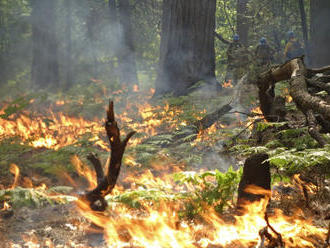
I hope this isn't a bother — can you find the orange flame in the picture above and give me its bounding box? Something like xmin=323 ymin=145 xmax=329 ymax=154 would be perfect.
xmin=9 ymin=163 xmax=20 ymax=189
xmin=222 ymin=80 xmax=233 ymax=88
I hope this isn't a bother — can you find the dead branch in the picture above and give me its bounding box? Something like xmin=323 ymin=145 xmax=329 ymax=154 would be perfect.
xmin=306 ymin=78 xmax=330 ymax=94
xmin=305 ymin=110 xmax=327 ymax=147
xmin=81 ymin=100 xmax=136 ymax=211
xmin=87 ymin=153 xmax=104 ymax=185
xmin=255 ymin=57 xmax=330 ymax=147
xmin=307 ymin=65 xmax=330 ymax=75
xmin=264 ymin=212 xmax=285 ymax=248
xmin=194 ymin=103 xmax=232 ymax=130
xmin=214 ymin=31 xmax=231 ymax=45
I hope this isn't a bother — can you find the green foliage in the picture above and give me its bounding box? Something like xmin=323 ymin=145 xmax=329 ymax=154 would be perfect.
xmin=106 ymin=168 xmax=242 ymax=219
xmin=256 ymin=121 xmax=287 ymax=132
xmin=0 ymin=186 xmax=74 ymax=209
xmin=173 ymin=167 xmax=242 ymax=217
xmin=268 ymin=146 xmax=330 ymax=175
xmin=110 ymin=188 xmax=175 ymax=209
xmin=0 ymin=95 xmax=33 ymax=119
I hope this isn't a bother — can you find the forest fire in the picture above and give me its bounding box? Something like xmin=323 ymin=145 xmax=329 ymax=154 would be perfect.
xmin=0 ymin=109 xmax=105 ymax=150
xmin=74 ymin=169 xmax=327 ymax=248
xmin=0 ymin=99 xmax=185 ymax=151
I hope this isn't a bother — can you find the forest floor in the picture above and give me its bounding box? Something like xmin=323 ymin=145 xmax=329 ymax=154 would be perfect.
xmin=0 ymin=80 xmax=329 ymax=247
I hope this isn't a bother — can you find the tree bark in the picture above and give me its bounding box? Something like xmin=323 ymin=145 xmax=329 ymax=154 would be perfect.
xmin=236 ymin=0 xmax=250 ymax=46
xmin=81 ymin=100 xmax=136 ymax=211
xmin=31 ymin=0 xmax=59 ymax=88
xmin=156 ymin=0 xmax=217 ymax=95
xmin=255 ymin=57 xmax=330 ymax=146
xmin=86 ymin=1 xmax=98 ymax=78
xmin=310 ymin=0 xmax=330 ymax=67
xmin=117 ymin=0 xmax=139 ymax=86
xmin=237 ymin=153 xmax=271 ymax=211
xmin=298 ymin=0 xmax=309 ymax=64
xmin=65 ymin=0 xmax=73 ymax=88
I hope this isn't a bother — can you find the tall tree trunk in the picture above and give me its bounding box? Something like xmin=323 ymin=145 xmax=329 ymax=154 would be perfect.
xmin=298 ymin=0 xmax=309 ymax=64
xmin=310 ymin=0 xmax=330 ymax=67
xmin=0 ymin=1 xmax=8 ymax=85
xmin=86 ymin=1 xmax=98 ymax=78
xmin=236 ymin=0 xmax=249 ymax=46
xmin=65 ymin=0 xmax=73 ymax=88
xmin=117 ymin=0 xmax=138 ymax=86
xmin=156 ymin=0 xmax=216 ymax=95
xmin=31 ymin=0 xmax=59 ymax=88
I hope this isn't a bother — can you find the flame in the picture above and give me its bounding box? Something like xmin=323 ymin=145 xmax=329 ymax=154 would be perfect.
xmin=71 ymin=155 xmax=97 ymax=190
xmin=0 ymin=110 xmax=106 ymax=150
xmin=9 ymin=163 xmax=20 ymax=189
xmin=222 ymin=80 xmax=233 ymax=88
xmin=1 ymin=201 xmax=10 ymax=211
xmin=133 ymin=84 xmax=139 ymax=92
xmin=76 ymin=185 xmax=327 ymax=248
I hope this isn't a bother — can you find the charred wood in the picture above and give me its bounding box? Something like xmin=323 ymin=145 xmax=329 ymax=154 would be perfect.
xmin=81 ymin=100 xmax=136 ymax=211
xmin=194 ymin=103 xmax=232 ymax=130
xmin=237 ymin=153 xmax=271 ymax=211
xmin=255 ymin=57 xmax=330 ymax=146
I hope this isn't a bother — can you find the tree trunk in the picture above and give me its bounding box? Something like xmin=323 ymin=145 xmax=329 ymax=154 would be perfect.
xmin=117 ymin=0 xmax=138 ymax=86
xmin=310 ymin=0 xmax=330 ymax=67
xmin=86 ymin=1 xmax=98 ymax=78
xmin=0 ymin=2 xmax=8 ymax=86
xmin=65 ymin=0 xmax=73 ymax=88
xmin=31 ymin=0 xmax=59 ymax=88
xmin=298 ymin=0 xmax=309 ymax=64
xmin=236 ymin=0 xmax=249 ymax=46
xmin=156 ymin=0 xmax=217 ymax=95
xmin=237 ymin=153 xmax=271 ymax=211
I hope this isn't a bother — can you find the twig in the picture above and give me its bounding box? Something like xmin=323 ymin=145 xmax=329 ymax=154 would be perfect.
xmin=87 ymin=153 xmax=104 ymax=185
xmin=305 ymin=110 xmax=327 ymax=147
xmin=265 ymin=212 xmax=285 ymax=248
xmin=231 ymin=118 xmax=264 ymax=142
xmin=214 ymin=31 xmax=231 ymax=45
xmin=228 ymin=111 xmax=264 ymax=117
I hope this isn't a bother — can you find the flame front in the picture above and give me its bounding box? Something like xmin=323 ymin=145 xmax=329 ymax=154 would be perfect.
xmin=9 ymin=163 xmax=20 ymax=189
xmin=76 ymin=170 xmax=327 ymax=248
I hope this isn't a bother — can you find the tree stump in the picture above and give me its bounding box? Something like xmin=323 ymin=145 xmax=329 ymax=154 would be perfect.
xmin=237 ymin=153 xmax=271 ymax=211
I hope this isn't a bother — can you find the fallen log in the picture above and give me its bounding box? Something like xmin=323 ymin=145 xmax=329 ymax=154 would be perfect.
xmin=194 ymin=103 xmax=232 ymax=130
xmin=255 ymin=57 xmax=330 ymax=147
xmin=80 ymin=100 xmax=136 ymax=211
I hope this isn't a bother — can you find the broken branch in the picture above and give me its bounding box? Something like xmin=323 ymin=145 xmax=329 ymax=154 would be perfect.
xmin=82 ymin=100 xmax=136 ymax=211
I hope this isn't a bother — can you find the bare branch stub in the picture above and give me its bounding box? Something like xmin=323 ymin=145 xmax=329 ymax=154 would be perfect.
xmin=82 ymin=100 xmax=136 ymax=211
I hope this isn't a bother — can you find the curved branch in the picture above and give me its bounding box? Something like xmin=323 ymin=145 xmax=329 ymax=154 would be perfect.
xmin=81 ymin=100 xmax=136 ymax=211
xmin=255 ymin=57 xmax=329 ymax=146
xmin=214 ymin=31 xmax=231 ymax=45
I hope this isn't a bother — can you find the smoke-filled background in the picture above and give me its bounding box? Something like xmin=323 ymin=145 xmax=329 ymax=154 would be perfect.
xmin=0 ymin=0 xmax=329 ymax=97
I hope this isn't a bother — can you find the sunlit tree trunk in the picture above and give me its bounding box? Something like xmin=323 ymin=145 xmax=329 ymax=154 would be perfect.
xmin=156 ymin=0 xmax=216 ymax=95
xmin=31 ymin=0 xmax=59 ymax=88
xmin=236 ymin=0 xmax=249 ymax=46
xmin=310 ymin=0 xmax=330 ymax=67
